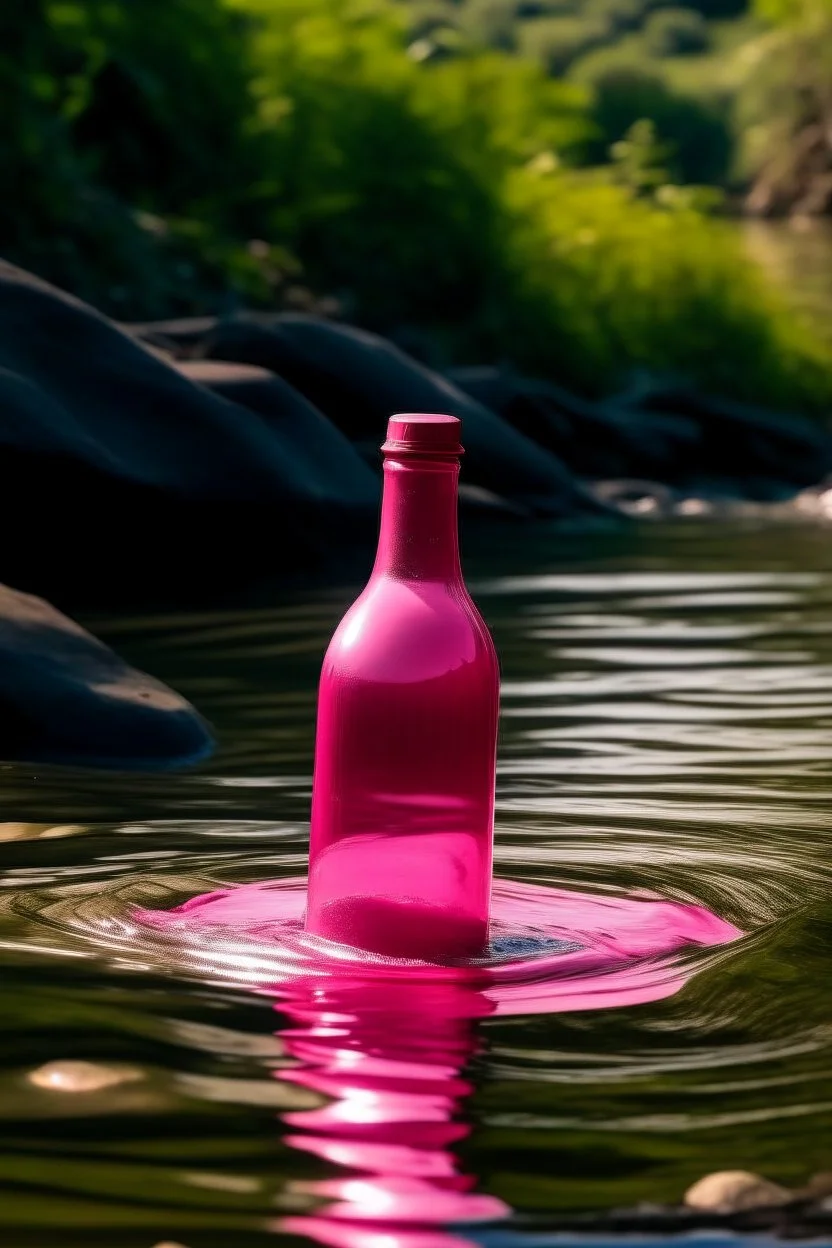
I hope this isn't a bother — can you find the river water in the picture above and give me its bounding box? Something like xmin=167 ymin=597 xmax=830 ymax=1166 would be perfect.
xmin=1 ymin=518 xmax=832 ymax=1247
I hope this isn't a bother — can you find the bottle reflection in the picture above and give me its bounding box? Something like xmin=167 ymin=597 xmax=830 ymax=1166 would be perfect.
xmin=270 ymin=975 xmax=508 ymax=1248
xmin=137 ymin=875 xmax=741 ymax=1247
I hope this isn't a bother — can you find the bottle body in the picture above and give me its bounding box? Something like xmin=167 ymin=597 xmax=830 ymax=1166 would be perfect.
xmin=306 ymin=415 xmax=499 ymax=960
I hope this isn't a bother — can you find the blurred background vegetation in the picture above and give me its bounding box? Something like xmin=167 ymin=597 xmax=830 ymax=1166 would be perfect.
xmin=2 ymin=0 xmax=831 ymax=406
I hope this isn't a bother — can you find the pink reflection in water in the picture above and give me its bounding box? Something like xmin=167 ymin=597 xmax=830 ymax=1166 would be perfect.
xmin=275 ymin=977 xmax=503 ymax=1248
xmin=140 ymin=878 xmax=741 ymax=1248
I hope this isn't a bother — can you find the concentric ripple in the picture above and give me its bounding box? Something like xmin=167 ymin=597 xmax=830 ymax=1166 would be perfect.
xmin=0 ymin=521 xmax=831 ymax=1247
xmin=132 ymin=877 xmax=741 ymax=1016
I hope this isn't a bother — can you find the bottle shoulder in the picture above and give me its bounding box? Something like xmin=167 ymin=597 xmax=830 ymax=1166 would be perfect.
xmin=322 ymin=575 xmax=497 ymax=685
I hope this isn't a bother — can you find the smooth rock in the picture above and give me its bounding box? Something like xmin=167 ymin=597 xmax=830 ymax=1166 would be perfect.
xmin=0 ymin=823 xmax=82 ymax=841
xmin=27 ymin=1061 xmax=143 ymax=1093
xmin=174 ymin=359 xmax=378 ymax=514
xmin=0 ymin=265 xmax=378 ymax=592
xmin=615 ymin=377 xmax=832 ymax=492
xmin=684 ymin=1170 xmax=792 ymax=1214
xmin=801 ymin=1172 xmax=832 ymax=1199
xmin=0 ymin=265 xmax=305 ymax=503
xmin=448 ymin=365 xmax=698 ymax=482
xmin=0 ymin=582 xmax=212 ymax=765
xmin=137 ymin=313 xmax=597 ymax=515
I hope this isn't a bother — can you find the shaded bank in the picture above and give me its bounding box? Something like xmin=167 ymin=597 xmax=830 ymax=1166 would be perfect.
xmin=0 ymin=260 xmax=829 ymax=604
xmin=0 ymin=259 xmax=829 ymax=762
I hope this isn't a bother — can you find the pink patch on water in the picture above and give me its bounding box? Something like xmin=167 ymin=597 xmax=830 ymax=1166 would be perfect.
xmin=137 ymin=878 xmax=740 ymax=1248
xmin=141 ymin=876 xmax=739 ymax=1012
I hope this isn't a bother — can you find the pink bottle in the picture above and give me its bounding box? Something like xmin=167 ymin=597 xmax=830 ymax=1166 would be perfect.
xmin=306 ymin=414 xmax=500 ymax=960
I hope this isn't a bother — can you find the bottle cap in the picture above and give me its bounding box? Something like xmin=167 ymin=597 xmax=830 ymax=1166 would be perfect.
xmin=382 ymin=413 xmax=463 ymax=457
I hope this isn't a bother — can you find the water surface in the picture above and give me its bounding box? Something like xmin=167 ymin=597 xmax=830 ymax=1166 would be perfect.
xmin=1 ymin=520 xmax=832 ymax=1246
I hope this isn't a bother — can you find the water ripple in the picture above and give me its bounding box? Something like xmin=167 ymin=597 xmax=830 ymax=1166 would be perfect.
xmin=0 ymin=523 xmax=831 ymax=1241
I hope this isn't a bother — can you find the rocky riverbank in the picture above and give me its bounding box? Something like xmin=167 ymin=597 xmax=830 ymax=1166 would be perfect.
xmin=0 ymin=259 xmax=830 ymax=765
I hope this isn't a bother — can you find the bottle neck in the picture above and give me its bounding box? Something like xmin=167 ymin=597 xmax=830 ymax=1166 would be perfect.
xmin=372 ymin=455 xmax=462 ymax=582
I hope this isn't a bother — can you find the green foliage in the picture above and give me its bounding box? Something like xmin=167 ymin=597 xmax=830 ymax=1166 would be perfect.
xmin=585 ymin=0 xmax=649 ymax=32
xmin=517 ymin=15 xmax=613 ymax=73
xmin=737 ymin=0 xmax=832 ymax=212
xmin=502 ymin=161 xmax=830 ymax=405
xmin=0 ymin=0 xmax=828 ymax=411
xmin=572 ymin=56 xmax=733 ymax=183
xmin=458 ymin=0 xmax=518 ymax=48
xmin=0 ymin=0 xmax=277 ymax=314
xmin=237 ymin=0 xmax=591 ymax=330
xmin=644 ymin=6 xmax=711 ymax=52
xmin=684 ymin=0 xmax=748 ymax=13
xmin=755 ymin=0 xmax=832 ymax=19
xmin=610 ymin=117 xmax=674 ymax=190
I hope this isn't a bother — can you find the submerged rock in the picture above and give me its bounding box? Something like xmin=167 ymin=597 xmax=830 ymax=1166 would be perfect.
xmin=684 ymin=1170 xmax=792 ymax=1214
xmin=27 ymin=1061 xmax=143 ymax=1092
xmin=0 ymin=583 xmax=212 ymax=766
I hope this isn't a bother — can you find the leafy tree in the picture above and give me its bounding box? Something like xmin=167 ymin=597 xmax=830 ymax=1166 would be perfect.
xmin=737 ymin=0 xmax=832 ymax=214
xmin=573 ymin=59 xmax=732 ymax=183
xmin=644 ymin=6 xmax=711 ymax=53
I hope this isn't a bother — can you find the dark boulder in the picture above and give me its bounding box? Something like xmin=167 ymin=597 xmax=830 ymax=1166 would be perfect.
xmin=0 ymin=263 xmax=384 ymax=594
xmin=173 ymin=359 xmax=378 ymax=516
xmin=450 ymin=365 xmax=832 ymax=501
xmin=179 ymin=359 xmax=528 ymax=521
xmin=614 ymin=377 xmax=832 ymax=494
xmin=0 ymin=583 xmax=212 ymax=767
xmin=447 ymin=365 xmax=698 ymax=482
xmin=136 ymin=313 xmax=596 ymax=516
xmin=0 ymin=265 xmax=378 ymax=594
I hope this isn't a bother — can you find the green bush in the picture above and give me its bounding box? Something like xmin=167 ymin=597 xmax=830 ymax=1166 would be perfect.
xmin=458 ymin=0 xmax=518 ymax=48
xmin=0 ymin=0 xmax=277 ymax=316
xmin=684 ymin=0 xmax=748 ymax=14
xmin=584 ymin=0 xmax=650 ymax=32
xmin=571 ymin=55 xmax=732 ymax=182
xmin=502 ymin=162 xmax=830 ymax=406
xmin=644 ymin=6 xmax=711 ymax=52
xmin=735 ymin=0 xmax=832 ymax=213
xmin=516 ymin=15 xmax=613 ymax=73
xmin=404 ymin=1 xmax=460 ymax=39
xmin=514 ymin=0 xmax=580 ymax=14
xmin=242 ymin=5 xmax=591 ymax=332
xmin=237 ymin=0 xmax=828 ymax=405
xmin=0 ymin=0 xmax=828 ymax=411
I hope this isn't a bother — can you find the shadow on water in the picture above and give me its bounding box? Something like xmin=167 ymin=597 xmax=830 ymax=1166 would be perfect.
xmin=0 ymin=520 xmax=832 ymax=1245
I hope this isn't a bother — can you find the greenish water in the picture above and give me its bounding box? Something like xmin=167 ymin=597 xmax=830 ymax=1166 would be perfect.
xmin=1 ymin=520 xmax=832 ymax=1246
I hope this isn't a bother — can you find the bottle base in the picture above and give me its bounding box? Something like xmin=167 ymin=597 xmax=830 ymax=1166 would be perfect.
xmin=306 ymin=893 xmax=488 ymax=961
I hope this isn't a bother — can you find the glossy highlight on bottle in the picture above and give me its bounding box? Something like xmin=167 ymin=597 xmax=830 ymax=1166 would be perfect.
xmin=306 ymin=414 xmax=500 ymax=959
